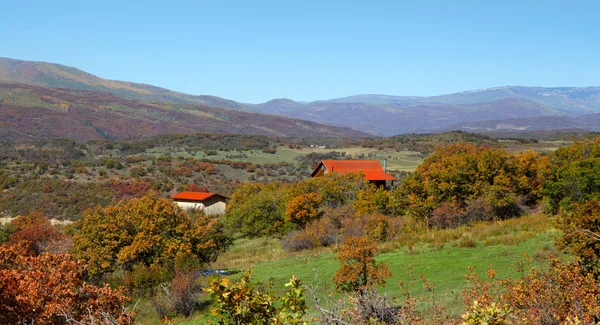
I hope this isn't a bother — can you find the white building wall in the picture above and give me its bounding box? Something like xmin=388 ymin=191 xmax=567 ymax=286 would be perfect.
xmin=175 ymin=201 xmax=206 ymax=210
xmin=203 ymin=201 xmax=226 ymax=216
xmin=174 ymin=197 xmax=226 ymax=216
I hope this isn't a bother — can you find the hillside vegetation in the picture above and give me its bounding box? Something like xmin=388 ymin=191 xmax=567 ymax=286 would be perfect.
xmin=0 ymin=57 xmax=254 ymax=111
xmin=2 ymin=133 xmax=600 ymax=324
xmin=0 ymin=82 xmax=367 ymax=142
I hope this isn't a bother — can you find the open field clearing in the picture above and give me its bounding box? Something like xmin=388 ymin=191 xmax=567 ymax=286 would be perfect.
xmin=501 ymin=140 xmax=575 ymax=154
xmin=147 ymin=146 xmax=424 ymax=172
xmin=135 ymin=214 xmax=558 ymax=323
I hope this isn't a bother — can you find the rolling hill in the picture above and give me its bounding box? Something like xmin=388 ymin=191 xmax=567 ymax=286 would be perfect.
xmin=0 ymin=83 xmax=367 ymax=142
xmin=0 ymin=57 xmax=255 ymax=112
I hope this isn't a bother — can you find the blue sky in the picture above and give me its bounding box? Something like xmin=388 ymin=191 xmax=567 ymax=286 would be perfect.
xmin=1 ymin=0 xmax=598 ymax=103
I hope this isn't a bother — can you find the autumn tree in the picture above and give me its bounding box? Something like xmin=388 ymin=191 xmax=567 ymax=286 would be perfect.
xmin=0 ymin=243 xmax=134 ymax=325
xmin=502 ymin=260 xmax=600 ymax=323
xmin=333 ymin=236 xmax=390 ymax=294
xmin=556 ymin=198 xmax=600 ymax=276
xmin=287 ymin=172 xmax=370 ymax=209
xmin=11 ymin=210 xmax=50 ymax=230
xmin=9 ymin=211 xmax=67 ymax=254
xmin=285 ymin=192 xmax=323 ymax=227
xmin=399 ymin=143 xmax=549 ymax=227
xmin=354 ymin=184 xmax=403 ymax=216
xmin=71 ymin=193 xmax=231 ymax=280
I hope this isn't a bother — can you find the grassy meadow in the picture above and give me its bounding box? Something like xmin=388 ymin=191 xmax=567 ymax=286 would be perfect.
xmin=135 ymin=213 xmax=558 ymax=323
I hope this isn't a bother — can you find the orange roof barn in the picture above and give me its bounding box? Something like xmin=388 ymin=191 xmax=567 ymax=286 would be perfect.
xmin=172 ymin=192 xmax=228 ymax=216
xmin=311 ymin=160 xmax=396 ymax=181
xmin=172 ymin=192 xmax=225 ymax=201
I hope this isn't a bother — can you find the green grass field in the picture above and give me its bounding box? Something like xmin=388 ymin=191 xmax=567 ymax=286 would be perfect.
xmin=135 ymin=214 xmax=558 ymax=323
xmin=294 ymin=146 xmax=424 ymax=172
xmin=147 ymin=146 xmax=424 ymax=172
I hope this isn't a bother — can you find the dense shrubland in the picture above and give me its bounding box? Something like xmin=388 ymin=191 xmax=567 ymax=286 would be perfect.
xmin=224 ymin=142 xmax=552 ymax=252
xmin=3 ymin=135 xmax=600 ymax=324
xmin=1 ymin=195 xmax=231 ymax=323
xmin=400 ymin=143 xmax=550 ymax=228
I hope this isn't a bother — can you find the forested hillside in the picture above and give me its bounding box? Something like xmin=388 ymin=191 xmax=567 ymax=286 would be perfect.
xmin=0 ymin=83 xmax=367 ymax=142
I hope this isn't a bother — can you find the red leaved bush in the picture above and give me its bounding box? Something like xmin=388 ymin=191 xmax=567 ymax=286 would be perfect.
xmin=9 ymin=211 xmax=68 ymax=254
xmin=463 ymin=259 xmax=600 ymax=324
xmin=0 ymin=242 xmax=134 ymax=325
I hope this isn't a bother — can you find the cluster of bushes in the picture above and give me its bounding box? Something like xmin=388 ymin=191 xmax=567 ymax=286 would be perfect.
xmin=295 ymin=151 xmax=349 ymax=170
xmin=225 ymin=172 xmax=406 ymax=251
xmin=225 ymin=142 xmax=553 ymax=251
xmin=1 ymin=194 xmax=233 ymax=323
xmin=360 ymin=131 xmax=499 ymax=154
xmin=104 ymin=133 xmax=276 ymax=154
xmin=399 ymin=143 xmax=550 ymax=228
xmin=544 ymin=137 xmax=600 ymax=213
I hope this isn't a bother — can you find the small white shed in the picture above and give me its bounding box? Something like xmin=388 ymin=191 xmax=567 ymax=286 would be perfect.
xmin=172 ymin=192 xmax=227 ymax=216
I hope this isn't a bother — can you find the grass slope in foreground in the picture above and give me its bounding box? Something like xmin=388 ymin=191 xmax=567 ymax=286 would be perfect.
xmin=135 ymin=214 xmax=558 ymax=323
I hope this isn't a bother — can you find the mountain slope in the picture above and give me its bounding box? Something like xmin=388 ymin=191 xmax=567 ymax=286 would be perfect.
xmin=0 ymin=58 xmax=255 ymax=112
xmin=442 ymin=114 xmax=600 ymax=133
xmin=276 ymin=98 xmax=563 ymax=135
xmin=254 ymin=89 xmax=599 ymax=135
xmin=324 ymin=87 xmax=600 ymax=114
xmin=0 ymin=83 xmax=367 ymax=142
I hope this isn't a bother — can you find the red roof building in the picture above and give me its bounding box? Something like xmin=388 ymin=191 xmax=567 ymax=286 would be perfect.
xmin=311 ymin=160 xmax=396 ymax=187
xmin=172 ymin=192 xmax=227 ymax=216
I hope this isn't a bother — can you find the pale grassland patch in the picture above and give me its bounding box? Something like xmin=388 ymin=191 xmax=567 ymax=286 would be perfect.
xmin=0 ymin=217 xmax=73 ymax=226
xmin=210 ymin=237 xmax=336 ymax=270
xmin=395 ymin=213 xmax=554 ymax=249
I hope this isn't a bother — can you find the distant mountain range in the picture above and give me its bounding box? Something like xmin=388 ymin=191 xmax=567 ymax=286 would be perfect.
xmin=2 ymin=57 xmax=600 ymax=137
xmin=440 ymin=114 xmax=600 ymax=133
xmin=253 ymin=89 xmax=600 ymax=135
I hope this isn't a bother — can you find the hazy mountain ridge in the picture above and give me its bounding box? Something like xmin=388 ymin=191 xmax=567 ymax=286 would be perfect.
xmin=441 ymin=114 xmax=600 ymax=133
xmin=3 ymin=58 xmax=600 ymax=136
xmin=260 ymin=98 xmax=565 ymax=135
xmin=253 ymin=87 xmax=600 ymax=135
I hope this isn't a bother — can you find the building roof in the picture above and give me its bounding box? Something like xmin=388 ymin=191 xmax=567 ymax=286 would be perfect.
xmin=172 ymin=192 xmax=226 ymax=201
xmin=311 ymin=160 xmax=397 ymax=181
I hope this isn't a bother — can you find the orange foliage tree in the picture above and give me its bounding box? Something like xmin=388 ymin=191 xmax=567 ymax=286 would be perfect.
xmin=0 ymin=243 xmax=133 ymax=325
xmin=462 ymin=259 xmax=600 ymax=324
xmin=71 ymin=194 xmax=230 ymax=280
xmin=398 ymin=143 xmax=550 ymax=226
xmin=285 ymin=192 xmax=323 ymax=227
xmin=333 ymin=236 xmax=390 ymax=294
xmin=11 ymin=211 xmax=50 ymax=230
xmin=556 ymin=198 xmax=600 ymax=276
xmin=9 ymin=211 xmax=66 ymax=254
